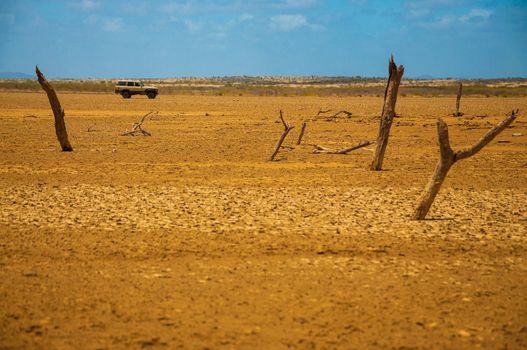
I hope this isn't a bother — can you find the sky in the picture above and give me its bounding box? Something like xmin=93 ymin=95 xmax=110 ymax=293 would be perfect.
xmin=0 ymin=0 xmax=526 ymax=78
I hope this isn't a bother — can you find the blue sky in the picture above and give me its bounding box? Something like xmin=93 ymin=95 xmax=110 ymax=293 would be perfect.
xmin=0 ymin=0 xmax=526 ymax=78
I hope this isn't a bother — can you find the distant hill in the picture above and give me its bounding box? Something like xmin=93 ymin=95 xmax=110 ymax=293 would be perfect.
xmin=0 ymin=72 xmax=34 ymax=79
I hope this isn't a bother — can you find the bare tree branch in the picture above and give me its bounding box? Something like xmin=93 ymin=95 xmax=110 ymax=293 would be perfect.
xmin=455 ymin=109 xmax=519 ymax=161
xmin=270 ymin=110 xmax=294 ymax=161
xmin=414 ymin=109 xmax=519 ymax=220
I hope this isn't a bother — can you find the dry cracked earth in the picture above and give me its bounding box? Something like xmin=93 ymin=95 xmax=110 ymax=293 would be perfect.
xmin=0 ymin=92 xmax=526 ymax=349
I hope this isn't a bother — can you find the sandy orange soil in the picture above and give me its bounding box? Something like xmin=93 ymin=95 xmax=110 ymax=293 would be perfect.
xmin=0 ymin=91 xmax=526 ymax=349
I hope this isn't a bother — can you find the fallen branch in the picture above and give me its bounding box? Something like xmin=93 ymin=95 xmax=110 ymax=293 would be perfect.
xmin=269 ymin=110 xmax=294 ymax=161
xmin=316 ymin=109 xmax=332 ymax=117
xmin=121 ymin=111 xmax=157 ymax=136
xmin=313 ymin=141 xmax=372 ymax=154
xmin=414 ymin=109 xmax=519 ymax=220
xmin=329 ymin=110 xmax=353 ymax=119
xmin=314 ymin=109 xmax=353 ymax=121
xmin=36 ymin=66 xmax=73 ymax=152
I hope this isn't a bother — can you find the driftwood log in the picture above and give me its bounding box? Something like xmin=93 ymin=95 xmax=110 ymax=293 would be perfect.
xmin=454 ymin=82 xmax=464 ymax=116
xmin=414 ymin=109 xmax=519 ymax=220
xmin=313 ymin=140 xmax=372 ymax=154
xmin=121 ymin=111 xmax=157 ymax=136
xmin=370 ymin=56 xmax=404 ymax=170
xmin=270 ymin=110 xmax=294 ymax=161
xmin=35 ymin=66 xmax=73 ymax=151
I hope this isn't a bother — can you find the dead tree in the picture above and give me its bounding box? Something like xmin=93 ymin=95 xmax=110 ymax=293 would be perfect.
xmin=313 ymin=140 xmax=372 ymax=154
xmin=454 ymin=82 xmax=464 ymax=116
xmin=297 ymin=121 xmax=307 ymax=145
xmin=370 ymin=56 xmax=404 ymax=170
xmin=269 ymin=110 xmax=294 ymax=161
xmin=414 ymin=109 xmax=519 ymax=220
xmin=35 ymin=66 xmax=73 ymax=152
xmin=121 ymin=111 xmax=157 ymax=136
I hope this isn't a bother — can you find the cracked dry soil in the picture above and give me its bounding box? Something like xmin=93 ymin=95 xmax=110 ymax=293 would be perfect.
xmin=0 ymin=92 xmax=526 ymax=349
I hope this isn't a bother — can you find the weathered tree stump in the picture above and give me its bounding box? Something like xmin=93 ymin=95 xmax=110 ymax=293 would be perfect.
xmin=297 ymin=121 xmax=307 ymax=145
xmin=35 ymin=66 xmax=73 ymax=152
xmin=370 ymin=55 xmax=404 ymax=170
xmin=270 ymin=110 xmax=294 ymax=161
xmin=414 ymin=109 xmax=519 ymax=220
xmin=454 ymin=82 xmax=464 ymax=116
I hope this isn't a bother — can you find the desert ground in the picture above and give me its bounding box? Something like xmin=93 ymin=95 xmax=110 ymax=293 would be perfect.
xmin=0 ymin=91 xmax=526 ymax=349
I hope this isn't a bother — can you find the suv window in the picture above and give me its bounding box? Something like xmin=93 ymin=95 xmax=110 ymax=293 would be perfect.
xmin=135 ymin=82 xmax=141 ymax=87
xmin=117 ymin=81 xmax=126 ymax=86
xmin=127 ymin=82 xmax=134 ymax=86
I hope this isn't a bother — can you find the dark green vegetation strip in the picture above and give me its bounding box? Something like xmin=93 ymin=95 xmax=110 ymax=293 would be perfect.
xmin=1 ymin=78 xmax=526 ymax=97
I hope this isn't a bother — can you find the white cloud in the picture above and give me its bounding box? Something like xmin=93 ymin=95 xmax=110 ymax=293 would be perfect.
xmin=184 ymin=19 xmax=201 ymax=33
xmin=78 ymin=0 xmax=98 ymax=11
xmin=418 ymin=8 xmax=492 ymax=29
xmin=162 ymin=1 xmax=194 ymax=15
xmin=284 ymin=0 xmax=317 ymax=8
xmin=408 ymin=8 xmax=430 ymax=19
xmin=348 ymin=0 xmax=368 ymax=5
xmin=460 ymin=8 xmax=492 ymax=23
xmin=420 ymin=14 xmax=455 ymax=29
xmin=405 ymin=0 xmax=456 ymax=9
xmin=102 ymin=18 xmax=123 ymax=32
xmin=239 ymin=13 xmax=254 ymax=21
xmin=270 ymin=14 xmax=307 ymax=31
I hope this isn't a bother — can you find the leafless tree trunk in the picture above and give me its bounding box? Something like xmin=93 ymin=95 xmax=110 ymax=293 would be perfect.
xmin=454 ymin=82 xmax=463 ymax=116
xmin=414 ymin=109 xmax=519 ymax=220
xmin=297 ymin=121 xmax=307 ymax=145
xmin=35 ymin=66 xmax=73 ymax=152
xmin=270 ymin=110 xmax=294 ymax=161
xmin=370 ymin=55 xmax=404 ymax=170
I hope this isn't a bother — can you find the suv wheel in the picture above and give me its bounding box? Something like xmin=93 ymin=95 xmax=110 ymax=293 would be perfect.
xmin=147 ymin=92 xmax=156 ymax=99
xmin=121 ymin=91 xmax=131 ymax=99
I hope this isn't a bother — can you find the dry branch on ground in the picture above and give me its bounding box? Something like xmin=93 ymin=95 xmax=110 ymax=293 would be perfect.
xmin=314 ymin=109 xmax=353 ymax=121
xmin=121 ymin=111 xmax=157 ymax=136
xmin=313 ymin=141 xmax=372 ymax=154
